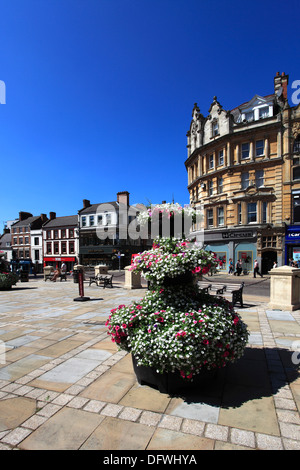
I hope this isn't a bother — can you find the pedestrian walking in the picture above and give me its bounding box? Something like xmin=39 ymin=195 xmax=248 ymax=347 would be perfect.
xmin=234 ymin=259 xmax=242 ymax=276
xmin=253 ymin=259 xmax=263 ymax=278
xmin=228 ymin=258 xmax=234 ymax=274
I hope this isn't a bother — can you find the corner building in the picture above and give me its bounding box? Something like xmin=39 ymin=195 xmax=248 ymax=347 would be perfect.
xmin=185 ymin=72 xmax=300 ymax=274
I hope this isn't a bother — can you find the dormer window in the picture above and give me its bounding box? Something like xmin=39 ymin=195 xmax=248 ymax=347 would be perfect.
xmin=212 ymin=120 xmax=219 ymax=136
xmin=259 ymin=107 xmax=269 ymax=119
xmin=245 ymin=111 xmax=254 ymax=122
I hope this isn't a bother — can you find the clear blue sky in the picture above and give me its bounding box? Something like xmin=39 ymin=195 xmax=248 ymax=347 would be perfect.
xmin=1 ymin=0 xmax=299 ymax=227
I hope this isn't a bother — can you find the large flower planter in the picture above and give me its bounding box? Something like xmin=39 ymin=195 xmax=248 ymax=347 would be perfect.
xmin=106 ymin=216 xmax=249 ymax=395
xmin=132 ymin=355 xmax=217 ymax=394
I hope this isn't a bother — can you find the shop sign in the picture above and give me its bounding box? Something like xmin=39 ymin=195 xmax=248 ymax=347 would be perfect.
xmin=222 ymin=231 xmax=254 ymax=239
xmin=286 ymin=226 xmax=300 ymax=242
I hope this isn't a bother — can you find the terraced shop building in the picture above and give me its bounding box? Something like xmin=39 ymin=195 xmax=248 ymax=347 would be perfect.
xmin=185 ymin=72 xmax=300 ymax=274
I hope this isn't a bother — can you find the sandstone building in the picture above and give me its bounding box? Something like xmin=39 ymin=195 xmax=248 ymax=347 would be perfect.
xmin=185 ymin=72 xmax=300 ymax=273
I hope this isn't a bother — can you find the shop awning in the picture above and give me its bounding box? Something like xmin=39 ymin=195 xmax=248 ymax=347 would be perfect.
xmin=44 ymin=257 xmax=76 ymax=262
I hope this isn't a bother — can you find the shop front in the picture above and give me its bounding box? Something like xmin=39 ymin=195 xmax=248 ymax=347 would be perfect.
xmin=43 ymin=257 xmax=77 ymax=272
xmin=204 ymin=228 xmax=257 ymax=274
xmin=285 ymin=225 xmax=300 ymax=265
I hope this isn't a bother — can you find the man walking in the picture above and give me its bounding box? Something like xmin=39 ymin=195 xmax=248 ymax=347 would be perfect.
xmin=253 ymin=259 xmax=263 ymax=278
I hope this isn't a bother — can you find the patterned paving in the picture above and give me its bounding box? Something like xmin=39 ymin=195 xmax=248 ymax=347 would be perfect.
xmin=0 ymin=276 xmax=299 ymax=450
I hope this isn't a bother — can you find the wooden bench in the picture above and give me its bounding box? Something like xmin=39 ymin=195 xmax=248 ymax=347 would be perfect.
xmin=222 ymin=282 xmax=245 ymax=307
xmin=98 ymin=274 xmax=113 ymax=288
xmin=89 ymin=274 xmax=114 ymax=288
xmin=198 ymin=282 xmax=212 ymax=294
xmin=209 ymin=283 xmax=226 ymax=294
xmin=198 ymin=282 xmax=226 ymax=294
xmin=198 ymin=281 xmax=245 ymax=307
xmin=89 ymin=275 xmax=98 ymax=286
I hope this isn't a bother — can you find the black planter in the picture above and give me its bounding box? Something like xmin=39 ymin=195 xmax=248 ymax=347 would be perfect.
xmin=132 ymin=355 xmax=217 ymax=394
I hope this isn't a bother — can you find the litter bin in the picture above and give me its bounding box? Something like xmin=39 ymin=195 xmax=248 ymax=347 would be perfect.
xmin=20 ymin=271 xmax=29 ymax=282
xmin=73 ymin=265 xmax=84 ymax=284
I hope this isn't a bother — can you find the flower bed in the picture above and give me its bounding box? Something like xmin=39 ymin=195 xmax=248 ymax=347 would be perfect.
xmin=0 ymin=272 xmax=19 ymax=290
xmin=106 ymin=237 xmax=249 ymax=383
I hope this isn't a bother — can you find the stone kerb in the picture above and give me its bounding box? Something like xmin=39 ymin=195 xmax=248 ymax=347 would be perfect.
xmin=269 ymin=265 xmax=300 ymax=311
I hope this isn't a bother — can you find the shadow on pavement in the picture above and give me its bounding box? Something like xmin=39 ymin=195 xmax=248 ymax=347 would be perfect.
xmin=167 ymin=347 xmax=299 ymax=409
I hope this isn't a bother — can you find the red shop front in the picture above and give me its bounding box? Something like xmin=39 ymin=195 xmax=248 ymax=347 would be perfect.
xmin=43 ymin=257 xmax=77 ymax=271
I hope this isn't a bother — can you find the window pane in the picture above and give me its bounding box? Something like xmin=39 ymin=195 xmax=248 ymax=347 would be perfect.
xmin=293 ymin=166 xmax=300 ymax=180
xmin=218 ymin=150 xmax=224 ymax=165
xmin=262 ymin=201 xmax=267 ymax=223
xmin=256 ymin=140 xmax=264 ymax=156
xmin=241 ymin=172 xmax=249 ymax=189
xmin=255 ymin=169 xmax=264 ymax=187
xmin=259 ymin=107 xmax=269 ymax=118
xmin=213 ymin=122 xmax=219 ymax=136
xmin=294 ymin=195 xmax=300 ymax=223
xmin=247 ymin=203 xmax=257 ymax=223
xmin=245 ymin=111 xmax=254 ymax=122
xmin=238 ymin=203 xmax=242 ymax=224
xmin=293 ymin=137 xmax=300 ymax=153
xmin=241 ymin=143 xmax=249 ymax=159
xmin=207 ymin=209 xmax=213 ymax=227
xmin=218 ymin=177 xmax=223 ymax=193
xmin=217 ymin=207 xmax=224 ymax=226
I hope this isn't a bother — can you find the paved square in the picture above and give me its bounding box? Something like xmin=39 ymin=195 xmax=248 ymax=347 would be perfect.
xmin=0 ymin=276 xmax=299 ymax=450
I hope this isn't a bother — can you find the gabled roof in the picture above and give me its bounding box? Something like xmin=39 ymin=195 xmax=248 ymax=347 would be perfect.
xmin=12 ymin=216 xmax=41 ymax=227
xmin=79 ymin=202 xmax=119 ymax=215
xmin=43 ymin=215 xmax=78 ymax=228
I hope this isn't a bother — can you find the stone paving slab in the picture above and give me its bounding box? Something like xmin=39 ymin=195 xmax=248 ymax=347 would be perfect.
xmin=0 ymin=276 xmax=299 ymax=450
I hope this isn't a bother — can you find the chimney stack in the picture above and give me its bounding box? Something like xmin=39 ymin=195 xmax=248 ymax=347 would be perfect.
xmin=49 ymin=212 xmax=56 ymax=220
xmin=274 ymin=71 xmax=289 ymax=101
xmin=40 ymin=213 xmax=48 ymax=223
xmin=83 ymin=199 xmax=91 ymax=209
xmin=117 ymin=191 xmax=130 ymax=206
xmin=19 ymin=211 xmax=32 ymax=221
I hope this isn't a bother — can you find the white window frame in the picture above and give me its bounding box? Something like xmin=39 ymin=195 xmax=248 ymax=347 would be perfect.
xmin=247 ymin=202 xmax=257 ymax=224
xmin=241 ymin=142 xmax=250 ymax=159
xmin=207 ymin=209 xmax=214 ymax=227
xmin=218 ymin=149 xmax=224 ymax=166
xmin=255 ymin=140 xmax=264 ymax=157
xmin=241 ymin=172 xmax=250 ymax=189
xmin=217 ymin=206 xmax=224 ymax=226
